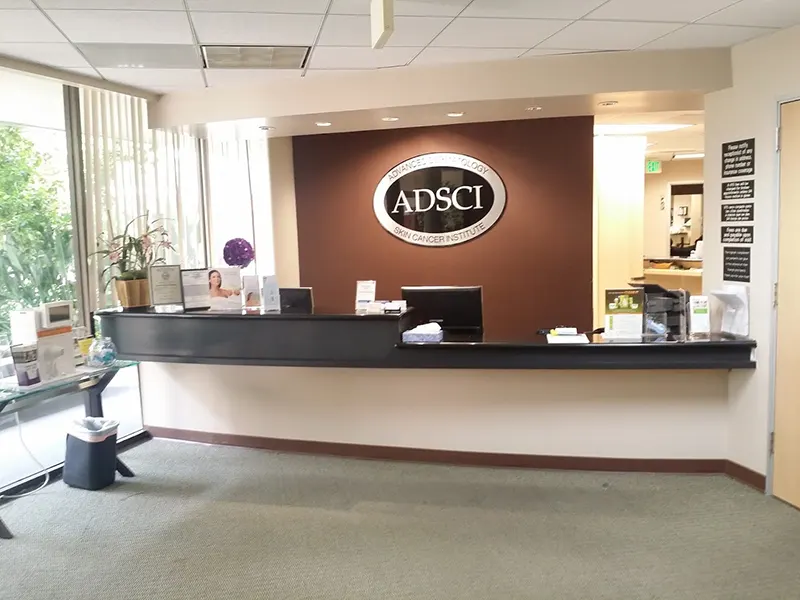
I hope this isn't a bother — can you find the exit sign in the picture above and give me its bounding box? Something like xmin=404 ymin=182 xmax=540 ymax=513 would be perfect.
xmin=646 ymin=159 xmax=662 ymax=174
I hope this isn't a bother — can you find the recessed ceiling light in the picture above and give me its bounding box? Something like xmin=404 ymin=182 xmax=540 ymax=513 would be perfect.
xmin=594 ymin=124 xmax=692 ymax=135
xmin=598 ymin=100 xmax=619 ymax=107
xmin=673 ymin=152 xmax=705 ymax=160
xmin=447 ymin=112 xmax=464 ymax=118
xmin=259 ymin=125 xmax=275 ymax=131
xmin=382 ymin=117 xmax=399 ymax=122
xmin=526 ymin=106 xmax=543 ymax=111
xmin=315 ymin=121 xmax=332 ymax=127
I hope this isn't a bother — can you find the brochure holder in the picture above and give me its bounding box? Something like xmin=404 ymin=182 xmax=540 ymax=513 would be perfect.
xmin=710 ymin=285 xmax=749 ymax=337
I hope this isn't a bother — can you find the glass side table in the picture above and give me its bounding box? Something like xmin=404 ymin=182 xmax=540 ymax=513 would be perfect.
xmin=0 ymin=360 xmax=138 ymax=540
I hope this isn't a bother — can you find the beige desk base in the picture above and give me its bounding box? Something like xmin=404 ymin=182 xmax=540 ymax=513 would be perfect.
xmin=140 ymin=363 xmax=735 ymax=468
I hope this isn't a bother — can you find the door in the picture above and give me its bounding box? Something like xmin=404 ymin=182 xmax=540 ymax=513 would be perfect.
xmin=774 ymin=100 xmax=800 ymax=507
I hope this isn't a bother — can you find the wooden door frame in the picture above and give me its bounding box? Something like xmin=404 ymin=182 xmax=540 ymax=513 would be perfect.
xmin=767 ymin=98 xmax=800 ymax=494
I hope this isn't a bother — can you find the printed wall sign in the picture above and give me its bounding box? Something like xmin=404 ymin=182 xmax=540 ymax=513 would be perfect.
xmin=722 ymin=180 xmax=755 ymax=201
xmin=721 ymin=203 xmax=754 ymax=223
xmin=721 ymin=226 xmax=754 ymax=244
xmin=373 ymin=152 xmax=506 ymax=247
xmin=722 ymin=138 xmax=755 ymax=178
xmin=723 ymin=247 xmax=751 ymax=283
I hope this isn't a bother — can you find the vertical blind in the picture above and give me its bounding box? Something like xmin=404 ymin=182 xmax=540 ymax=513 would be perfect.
xmin=80 ymin=88 xmax=206 ymax=310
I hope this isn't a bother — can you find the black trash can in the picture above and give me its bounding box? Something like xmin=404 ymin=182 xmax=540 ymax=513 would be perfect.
xmin=63 ymin=418 xmax=119 ymax=491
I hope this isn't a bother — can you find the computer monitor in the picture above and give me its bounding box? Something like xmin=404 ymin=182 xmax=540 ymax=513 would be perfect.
xmin=401 ymin=286 xmax=483 ymax=334
xmin=279 ymin=287 xmax=314 ymax=314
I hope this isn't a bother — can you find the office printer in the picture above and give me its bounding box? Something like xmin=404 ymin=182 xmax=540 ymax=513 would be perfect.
xmin=628 ymin=282 xmax=689 ymax=338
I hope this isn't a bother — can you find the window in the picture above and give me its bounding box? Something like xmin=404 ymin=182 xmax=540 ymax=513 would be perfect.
xmin=0 ymin=71 xmax=75 ymax=339
xmin=204 ymin=132 xmax=274 ymax=278
xmin=80 ymin=88 xmax=205 ymax=310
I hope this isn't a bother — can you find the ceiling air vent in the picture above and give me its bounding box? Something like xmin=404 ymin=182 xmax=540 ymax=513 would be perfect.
xmin=201 ymin=45 xmax=310 ymax=69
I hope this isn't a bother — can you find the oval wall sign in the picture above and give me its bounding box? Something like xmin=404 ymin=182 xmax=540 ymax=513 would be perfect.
xmin=372 ymin=152 xmax=506 ymax=247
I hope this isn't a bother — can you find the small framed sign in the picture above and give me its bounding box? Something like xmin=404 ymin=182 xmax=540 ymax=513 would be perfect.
xmin=180 ymin=268 xmax=211 ymax=311
xmin=149 ymin=265 xmax=184 ymax=307
xmin=355 ymin=280 xmax=376 ymax=313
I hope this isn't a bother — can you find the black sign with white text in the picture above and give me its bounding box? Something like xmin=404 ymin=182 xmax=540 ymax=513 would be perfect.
xmin=723 ymin=247 xmax=751 ymax=283
xmin=721 ymin=203 xmax=754 ymax=223
xmin=722 ymin=138 xmax=755 ymax=178
xmin=721 ymin=226 xmax=754 ymax=244
xmin=722 ymin=179 xmax=755 ymax=201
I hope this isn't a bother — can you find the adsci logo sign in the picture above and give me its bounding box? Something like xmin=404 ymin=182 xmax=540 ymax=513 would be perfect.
xmin=373 ymin=152 xmax=506 ymax=247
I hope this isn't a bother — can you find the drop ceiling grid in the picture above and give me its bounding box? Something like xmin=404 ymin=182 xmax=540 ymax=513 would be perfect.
xmin=0 ymin=0 xmax=796 ymax=92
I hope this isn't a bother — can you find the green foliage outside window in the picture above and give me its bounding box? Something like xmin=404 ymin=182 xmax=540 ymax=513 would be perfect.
xmin=0 ymin=125 xmax=74 ymax=338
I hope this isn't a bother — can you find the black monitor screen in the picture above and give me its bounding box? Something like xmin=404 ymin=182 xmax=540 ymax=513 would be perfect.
xmin=279 ymin=288 xmax=314 ymax=314
xmin=401 ymin=286 xmax=483 ymax=333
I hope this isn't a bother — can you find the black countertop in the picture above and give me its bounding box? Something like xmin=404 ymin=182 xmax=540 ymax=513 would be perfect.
xmin=95 ymin=310 xmax=756 ymax=371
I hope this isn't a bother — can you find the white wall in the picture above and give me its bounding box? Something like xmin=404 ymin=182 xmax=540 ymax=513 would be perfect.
xmin=141 ymin=363 xmax=729 ymax=460
xmin=268 ymin=137 xmax=300 ymax=287
xmin=594 ymin=136 xmax=647 ymax=326
xmin=704 ymin=25 xmax=800 ymax=476
xmin=644 ymin=159 xmax=704 ymax=257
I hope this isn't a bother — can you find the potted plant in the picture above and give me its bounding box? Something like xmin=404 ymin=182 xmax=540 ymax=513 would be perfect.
xmin=92 ymin=212 xmax=174 ymax=309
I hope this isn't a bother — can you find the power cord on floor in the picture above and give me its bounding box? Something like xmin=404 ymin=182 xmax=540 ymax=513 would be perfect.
xmin=0 ymin=412 xmax=50 ymax=500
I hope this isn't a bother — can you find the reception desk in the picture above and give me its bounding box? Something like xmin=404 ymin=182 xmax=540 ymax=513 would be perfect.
xmin=96 ymin=310 xmax=759 ymax=483
xmin=97 ymin=309 xmax=754 ymax=370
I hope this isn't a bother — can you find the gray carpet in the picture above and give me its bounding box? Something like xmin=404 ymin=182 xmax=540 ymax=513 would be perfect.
xmin=2 ymin=440 xmax=800 ymax=600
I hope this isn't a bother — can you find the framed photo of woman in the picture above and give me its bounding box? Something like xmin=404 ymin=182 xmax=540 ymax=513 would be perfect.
xmin=208 ymin=267 xmax=242 ymax=311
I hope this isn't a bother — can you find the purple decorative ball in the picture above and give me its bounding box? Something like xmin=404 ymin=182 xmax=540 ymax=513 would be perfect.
xmin=223 ymin=238 xmax=255 ymax=268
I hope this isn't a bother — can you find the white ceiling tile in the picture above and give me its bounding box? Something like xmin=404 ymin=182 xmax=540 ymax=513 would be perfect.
xmin=0 ymin=42 xmax=90 ymax=67
xmin=586 ymin=0 xmax=737 ymax=23
xmin=78 ymin=43 xmax=201 ymax=68
xmin=309 ymin=46 xmax=420 ymax=69
xmin=205 ymin=68 xmax=301 ymax=86
xmin=0 ymin=1 xmax=34 ymax=7
xmin=303 ymin=68 xmax=368 ymax=77
xmin=191 ymin=12 xmax=322 ymax=45
xmin=520 ymin=48 xmax=606 ymax=57
xmin=318 ymin=15 xmax=450 ymax=47
xmin=412 ymin=47 xmax=524 ymax=65
xmin=0 ymin=10 xmax=65 ymax=42
xmin=188 ymin=0 xmax=329 ymax=12
xmin=701 ymin=0 xmax=800 ymax=28
xmin=47 ymin=10 xmax=193 ymax=43
xmin=98 ymin=67 xmax=205 ymax=90
xmin=538 ymin=20 xmax=682 ymax=50
xmin=462 ymin=0 xmax=607 ymax=20
xmin=641 ymin=23 xmax=776 ymax=49
xmin=37 ymin=0 xmax=183 ymax=8
xmin=432 ymin=17 xmax=570 ymax=48
xmin=330 ymin=0 xmax=470 ymax=16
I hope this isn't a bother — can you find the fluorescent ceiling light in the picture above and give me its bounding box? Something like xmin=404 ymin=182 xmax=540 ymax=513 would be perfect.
xmin=526 ymin=106 xmax=542 ymax=111
xmin=594 ymin=124 xmax=693 ymax=135
xmin=447 ymin=112 xmax=464 ymax=117
xmin=315 ymin=121 xmax=332 ymax=127
xmin=673 ymin=152 xmax=705 ymax=160
xmin=382 ymin=116 xmax=399 ymax=122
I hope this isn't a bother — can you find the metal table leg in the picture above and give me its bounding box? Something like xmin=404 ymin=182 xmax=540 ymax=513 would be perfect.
xmin=84 ymin=371 xmax=135 ymax=478
xmin=0 ymin=518 xmax=12 ymax=540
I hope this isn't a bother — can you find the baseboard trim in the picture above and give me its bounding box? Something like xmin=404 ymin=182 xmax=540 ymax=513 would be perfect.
xmin=724 ymin=460 xmax=766 ymax=491
xmin=146 ymin=426 xmax=746 ymax=476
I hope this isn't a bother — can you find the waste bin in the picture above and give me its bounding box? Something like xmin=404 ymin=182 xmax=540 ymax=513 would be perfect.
xmin=63 ymin=417 xmax=119 ymax=490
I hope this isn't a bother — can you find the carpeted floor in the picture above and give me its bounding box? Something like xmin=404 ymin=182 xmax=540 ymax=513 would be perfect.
xmin=2 ymin=440 xmax=800 ymax=600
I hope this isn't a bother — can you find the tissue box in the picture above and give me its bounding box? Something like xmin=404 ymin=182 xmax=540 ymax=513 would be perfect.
xmin=402 ymin=330 xmax=444 ymax=343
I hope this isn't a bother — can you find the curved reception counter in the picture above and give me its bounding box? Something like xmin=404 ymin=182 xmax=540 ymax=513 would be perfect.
xmin=97 ymin=310 xmax=759 ymax=483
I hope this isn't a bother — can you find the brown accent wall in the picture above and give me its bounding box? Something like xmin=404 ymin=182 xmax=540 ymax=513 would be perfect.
xmin=293 ymin=117 xmax=594 ymax=340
